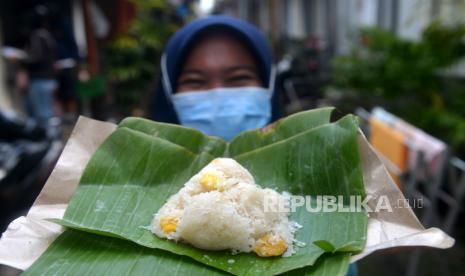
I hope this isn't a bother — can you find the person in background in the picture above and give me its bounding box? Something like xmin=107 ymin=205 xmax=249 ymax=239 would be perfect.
xmin=151 ymin=15 xmax=357 ymax=276
xmin=23 ymin=5 xmax=58 ymax=124
xmin=52 ymin=16 xmax=80 ymax=121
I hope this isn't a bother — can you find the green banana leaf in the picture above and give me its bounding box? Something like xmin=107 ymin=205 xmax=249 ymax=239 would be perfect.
xmin=24 ymin=230 xmax=225 ymax=276
xmin=31 ymin=107 xmax=366 ymax=275
xmin=24 ymin=229 xmax=351 ymax=276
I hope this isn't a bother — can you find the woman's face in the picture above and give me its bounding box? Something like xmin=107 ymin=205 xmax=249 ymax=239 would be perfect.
xmin=176 ymin=33 xmax=263 ymax=93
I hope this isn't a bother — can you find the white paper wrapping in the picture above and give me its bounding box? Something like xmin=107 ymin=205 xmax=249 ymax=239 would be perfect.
xmin=0 ymin=116 xmax=454 ymax=270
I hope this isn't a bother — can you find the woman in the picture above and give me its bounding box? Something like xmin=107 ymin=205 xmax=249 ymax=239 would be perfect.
xmin=152 ymin=15 xmax=357 ymax=276
xmin=25 ymin=5 xmax=59 ymax=123
xmin=151 ymin=15 xmax=280 ymax=140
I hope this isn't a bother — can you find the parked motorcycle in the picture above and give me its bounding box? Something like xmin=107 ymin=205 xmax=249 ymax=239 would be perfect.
xmin=0 ymin=112 xmax=63 ymax=233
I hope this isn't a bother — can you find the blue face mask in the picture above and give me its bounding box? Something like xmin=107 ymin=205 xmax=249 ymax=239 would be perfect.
xmin=172 ymin=87 xmax=272 ymax=141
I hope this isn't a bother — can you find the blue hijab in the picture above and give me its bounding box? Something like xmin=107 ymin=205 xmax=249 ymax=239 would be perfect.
xmin=150 ymin=15 xmax=281 ymax=124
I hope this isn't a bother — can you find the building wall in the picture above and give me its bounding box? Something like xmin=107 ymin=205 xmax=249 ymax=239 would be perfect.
xmin=215 ymin=0 xmax=465 ymax=57
xmin=397 ymin=0 xmax=432 ymax=41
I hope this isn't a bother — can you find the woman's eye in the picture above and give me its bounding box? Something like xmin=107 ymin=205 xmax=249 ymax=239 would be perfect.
xmin=179 ymin=79 xmax=205 ymax=86
xmin=228 ymin=75 xmax=255 ymax=83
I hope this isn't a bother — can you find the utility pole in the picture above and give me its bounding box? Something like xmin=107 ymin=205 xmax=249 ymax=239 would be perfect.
xmin=0 ymin=22 xmax=13 ymax=111
xmin=82 ymin=0 xmax=99 ymax=76
xmin=269 ymin=0 xmax=280 ymax=56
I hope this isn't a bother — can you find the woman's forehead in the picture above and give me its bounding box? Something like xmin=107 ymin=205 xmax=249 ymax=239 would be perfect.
xmin=181 ymin=32 xmax=259 ymax=73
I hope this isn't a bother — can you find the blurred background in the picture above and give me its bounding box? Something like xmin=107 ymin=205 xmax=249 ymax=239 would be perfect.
xmin=0 ymin=0 xmax=464 ymax=275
